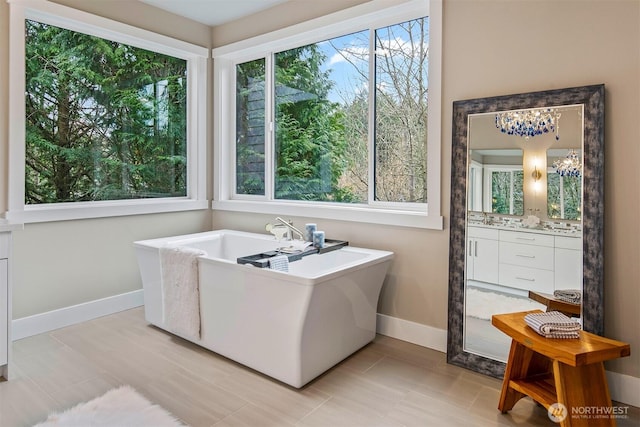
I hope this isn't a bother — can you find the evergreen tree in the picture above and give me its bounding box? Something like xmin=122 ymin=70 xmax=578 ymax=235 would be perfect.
xmin=25 ymin=20 xmax=187 ymax=204
xmin=274 ymin=45 xmax=354 ymax=202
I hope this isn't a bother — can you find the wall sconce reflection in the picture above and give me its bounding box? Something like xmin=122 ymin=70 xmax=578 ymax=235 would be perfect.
xmin=531 ymin=165 xmax=542 ymax=181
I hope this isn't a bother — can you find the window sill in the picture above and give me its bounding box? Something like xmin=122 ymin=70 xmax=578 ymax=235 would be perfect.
xmin=5 ymin=199 xmax=209 ymax=223
xmin=212 ymin=199 xmax=444 ymax=230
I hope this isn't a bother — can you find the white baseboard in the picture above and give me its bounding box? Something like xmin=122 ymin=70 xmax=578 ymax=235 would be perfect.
xmin=376 ymin=313 xmax=448 ymax=353
xmin=376 ymin=313 xmax=639 ymax=408
xmin=12 ymin=289 xmax=144 ymax=341
xmin=607 ymin=371 xmax=640 ymax=408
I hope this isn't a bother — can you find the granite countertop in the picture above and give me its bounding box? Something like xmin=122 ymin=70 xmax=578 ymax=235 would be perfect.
xmin=468 ymin=222 xmax=581 ymax=237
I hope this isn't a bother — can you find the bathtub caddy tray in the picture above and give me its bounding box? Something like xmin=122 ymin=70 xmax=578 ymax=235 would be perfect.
xmin=237 ymin=239 xmax=348 ymax=268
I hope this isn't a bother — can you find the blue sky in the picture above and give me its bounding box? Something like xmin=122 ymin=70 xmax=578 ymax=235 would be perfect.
xmin=316 ymin=18 xmax=429 ymax=105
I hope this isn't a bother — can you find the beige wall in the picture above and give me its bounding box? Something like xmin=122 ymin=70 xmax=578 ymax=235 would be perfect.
xmin=11 ymin=211 xmax=211 ymax=318
xmin=0 ymin=0 xmax=638 ymax=381
xmin=0 ymin=1 xmax=9 ymax=214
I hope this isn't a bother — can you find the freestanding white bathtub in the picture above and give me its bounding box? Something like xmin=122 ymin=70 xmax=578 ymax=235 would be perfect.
xmin=134 ymin=229 xmax=393 ymax=388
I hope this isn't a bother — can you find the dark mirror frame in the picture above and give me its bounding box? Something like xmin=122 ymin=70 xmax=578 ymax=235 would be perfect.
xmin=447 ymin=85 xmax=605 ymax=378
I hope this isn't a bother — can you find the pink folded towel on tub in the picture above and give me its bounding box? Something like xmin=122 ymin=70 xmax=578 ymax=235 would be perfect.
xmin=160 ymin=246 xmax=207 ymax=341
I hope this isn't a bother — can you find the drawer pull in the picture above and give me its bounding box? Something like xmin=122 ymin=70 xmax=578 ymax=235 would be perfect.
xmin=515 ymin=236 xmax=536 ymax=241
xmin=515 ymin=276 xmax=535 ymax=282
xmin=516 ymin=254 xmax=536 ymax=258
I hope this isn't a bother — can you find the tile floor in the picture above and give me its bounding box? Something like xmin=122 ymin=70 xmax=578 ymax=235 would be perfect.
xmin=0 ymin=307 xmax=637 ymax=426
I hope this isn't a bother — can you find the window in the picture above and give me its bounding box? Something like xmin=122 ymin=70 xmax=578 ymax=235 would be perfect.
xmin=374 ymin=19 xmax=428 ymax=203
xmin=488 ymin=168 xmax=524 ymax=216
xmin=547 ymin=172 xmax=582 ymax=220
xmin=272 ymin=30 xmax=369 ymax=203
xmin=214 ymin=0 xmax=442 ymax=229
xmin=236 ymin=58 xmax=266 ymax=196
xmin=8 ymin=1 xmax=208 ymax=222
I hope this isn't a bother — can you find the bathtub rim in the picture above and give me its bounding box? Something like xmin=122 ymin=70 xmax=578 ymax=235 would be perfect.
xmin=134 ymin=229 xmax=394 ymax=285
xmin=200 ymin=247 xmax=393 ymax=285
xmin=133 ymin=229 xmax=272 ymax=249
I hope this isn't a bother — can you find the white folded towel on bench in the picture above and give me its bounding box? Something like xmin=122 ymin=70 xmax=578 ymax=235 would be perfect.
xmin=553 ymin=289 xmax=582 ymax=304
xmin=524 ymin=311 xmax=580 ymax=339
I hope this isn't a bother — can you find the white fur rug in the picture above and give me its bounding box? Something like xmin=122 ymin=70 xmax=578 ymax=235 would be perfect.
xmin=465 ymin=287 xmax=545 ymax=320
xmin=33 ymin=385 xmax=184 ymax=427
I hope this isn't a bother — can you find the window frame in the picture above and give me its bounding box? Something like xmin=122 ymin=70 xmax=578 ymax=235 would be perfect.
xmin=546 ymin=168 xmax=582 ymax=220
xmin=483 ymin=165 xmax=524 ymax=216
xmin=213 ymin=0 xmax=443 ymax=229
xmin=6 ymin=0 xmax=209 ymax=223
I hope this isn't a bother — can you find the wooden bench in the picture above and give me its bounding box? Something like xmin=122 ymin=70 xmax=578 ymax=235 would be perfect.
xmin=492 ymin=310 xmax=630 ymax=427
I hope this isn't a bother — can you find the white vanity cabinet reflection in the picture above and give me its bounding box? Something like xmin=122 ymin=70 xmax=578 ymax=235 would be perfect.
xmin=466 ymin=226 xmax=582 ymax=296
xmin=498 ymin=231 xmax=555 ymax=294
xmin=467 ymin=226 xmax=499 ymax=284
xmin=555 ymin=236 xmax=582 ymax=290
xmin=1 ymin=233 xmax=9 ymax=371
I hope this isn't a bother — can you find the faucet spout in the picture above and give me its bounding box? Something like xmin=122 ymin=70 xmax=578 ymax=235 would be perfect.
xmin=275 ymin=217 xmax=304 ymax=241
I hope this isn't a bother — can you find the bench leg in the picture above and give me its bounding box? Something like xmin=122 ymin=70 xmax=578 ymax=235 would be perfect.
xmin=553 ymin=360 xmax=615 ymax=427
xmin=498 ymin=339 xmax=551 ymax=412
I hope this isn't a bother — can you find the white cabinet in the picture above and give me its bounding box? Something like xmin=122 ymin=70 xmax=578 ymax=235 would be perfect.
xmin=0 ymin=233 xmax=9 ymax=372
xmin=467 ymin=227 xmax=499 ymax=284
xmin=499 ymin=230 xmax=555 ymax=293
xmin=0 ymin=224 xmax=20 ymax=381
xmin=466 ymin=226 xmax=582 ymax=296
xmin=554 ymin=236 xmax=582 ymax=290
xmin=498 ymin=263 xmax=554 ymax=293
xmin=0 ymin=259 xmax=7 ymax=367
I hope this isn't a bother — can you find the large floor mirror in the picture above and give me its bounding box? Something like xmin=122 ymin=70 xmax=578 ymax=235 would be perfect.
xmin=447 ymin=85 xmax=604 ymax=377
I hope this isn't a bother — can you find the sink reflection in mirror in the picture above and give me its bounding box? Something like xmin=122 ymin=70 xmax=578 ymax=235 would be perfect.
xmin=463 ymin=105 xmax=584 ymax=363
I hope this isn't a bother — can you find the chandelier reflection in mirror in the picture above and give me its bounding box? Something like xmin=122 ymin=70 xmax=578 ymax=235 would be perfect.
xmin=495 ymin=108 xmax=561 ymax=140
xmin=553 ymin=149 xmax=582 ymax=177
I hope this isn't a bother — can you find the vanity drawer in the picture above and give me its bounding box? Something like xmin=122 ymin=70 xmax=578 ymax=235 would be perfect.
xmin=0 ymin=260 xmax=6 ymax=366
xmin=499 ymin=242 xmax=554 ymax=270
xmin=468 ymin=226 xmax=499 ymax=240
xmin=499 ymin=230 xmax=554 ymax=247
xmin=0 ymin=233 xmax=9 ymax=259
xmin=499 ymin=264 xmax=554 ymax=293
xmin=555 ymin=236 xmax=581 ymax=250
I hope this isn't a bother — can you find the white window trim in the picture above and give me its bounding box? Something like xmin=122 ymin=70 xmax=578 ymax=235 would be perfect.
xmin=483 ymin=165 xmax=523 ymax=216
xmin=547 ymin=167 xmax=578 ymax=219
xmin=212 ymin=0 xmax=443 ymax=230
xmin=6 ymin=0 xmax=209 ymax=223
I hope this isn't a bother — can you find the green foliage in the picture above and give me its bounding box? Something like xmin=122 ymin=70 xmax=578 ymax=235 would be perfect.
xmin=547 ymin=173 xmax=581 ymax=220
xmin=235 ymin=17 xmax=429 ymax=205
xmin=236 ymin=59 xmax=266 ymax=195
xmin=25 ymin=20 xmax=187 ymax=204
xmin=491 ymin=170 xmax=523 ymax=216
xmin=274 ymin=45 xmax=355 ymax=202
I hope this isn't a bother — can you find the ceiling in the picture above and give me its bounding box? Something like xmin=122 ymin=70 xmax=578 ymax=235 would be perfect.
xmin=139 ymin=0 xmax=289 ymax=27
